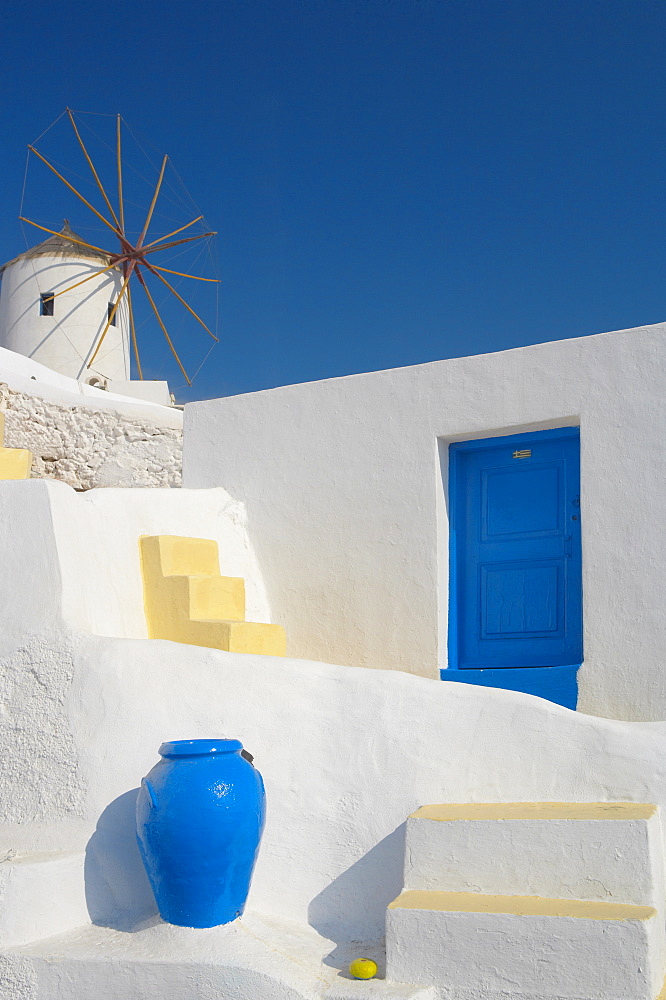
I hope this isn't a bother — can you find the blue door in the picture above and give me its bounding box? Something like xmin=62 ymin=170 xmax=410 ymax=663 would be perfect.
xmin=449 ymin=428 xmax=582 ymax=673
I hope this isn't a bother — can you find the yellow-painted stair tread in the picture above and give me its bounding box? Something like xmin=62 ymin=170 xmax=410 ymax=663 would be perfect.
xmin=388 ymin=890 xmax=656 ymax=921
xmin=0 ymin=447 xmax=33 ymax=480
xmin=140 ymin=535 xmax=285 ymax=657
xmin=144 ymin=534 xmax=221 ymax=577
xmin=189 ymin=620 xmax=286 ymax=656
xmin=410 ymin=802 xmax=657 ymax=822
xmin=187 ymin=575 xmax=245 ymax=622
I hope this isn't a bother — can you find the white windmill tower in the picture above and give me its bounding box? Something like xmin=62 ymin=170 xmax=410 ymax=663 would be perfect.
xmin=0 ymin=220 xmax=130 ymax=388
xmin=0 ymin=110 xmax=218 ymax=403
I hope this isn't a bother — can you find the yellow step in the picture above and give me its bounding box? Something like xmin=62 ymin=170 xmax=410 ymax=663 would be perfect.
xmin=0 ymin=447 xmax=32 ymax=480
xmin=163 ymin=574 xmax=245 ymax=622
xmin=388 ymin=889 xmax=656 ymax=920
xmin=142 ymin=534 xmax=221 ymax=577
xmin=410 ymin=802 xmax=658 ymax=821
xmin=140 ymin=535 xmax=286 ymax=657
xmin=186 ymin=619 xmax=287 ymax=656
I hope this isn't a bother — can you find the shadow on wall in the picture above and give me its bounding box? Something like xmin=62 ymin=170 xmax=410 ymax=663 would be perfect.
xmin=84 ymin=789 xmax=158 ymax=931
xmin=84 ymin=793 xmax=406 ymax=942
xmin=308 ymin=823 xmax=405 ymax=952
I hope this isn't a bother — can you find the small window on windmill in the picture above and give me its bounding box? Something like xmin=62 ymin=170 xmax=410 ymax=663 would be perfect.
xmin=40 ymin=292 xmax=54 ymax=316
xmin=108 ymin=302 xmax=117 ymax=326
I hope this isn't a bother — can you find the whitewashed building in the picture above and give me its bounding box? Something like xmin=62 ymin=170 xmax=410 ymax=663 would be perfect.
xmin=0 ymin=318 xmax=664 ymax=1000
xmin=184 ymin=321 xmax=666 ymax=722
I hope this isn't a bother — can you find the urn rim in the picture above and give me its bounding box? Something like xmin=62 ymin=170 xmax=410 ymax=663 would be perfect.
xmin=158 ymin=738 xmax=243 ymax=758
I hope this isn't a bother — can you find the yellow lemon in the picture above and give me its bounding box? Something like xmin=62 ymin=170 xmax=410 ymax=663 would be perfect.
xmin=349 ymin=958 xmax=378 ymax=980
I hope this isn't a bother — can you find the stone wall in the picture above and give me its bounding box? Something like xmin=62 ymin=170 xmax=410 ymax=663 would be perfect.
xmin=0 ymin=383 xmax=181 ymax=490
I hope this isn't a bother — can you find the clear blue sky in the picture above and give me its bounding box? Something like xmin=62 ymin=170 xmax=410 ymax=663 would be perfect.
xmin=1 ymin=0 xmax=664 ymax=402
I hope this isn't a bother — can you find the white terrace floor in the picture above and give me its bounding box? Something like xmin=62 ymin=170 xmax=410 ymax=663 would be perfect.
xmin=4 ymin=909 xmax=433 ymax=1000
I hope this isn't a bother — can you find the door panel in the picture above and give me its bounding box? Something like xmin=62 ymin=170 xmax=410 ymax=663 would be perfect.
xmin=449 ymin=428 xmax=582 ymax=669
xmin=481 ymin=561 xmax=562 ymax=636
xmin=483 ymin=465 xmax=561 ymax=537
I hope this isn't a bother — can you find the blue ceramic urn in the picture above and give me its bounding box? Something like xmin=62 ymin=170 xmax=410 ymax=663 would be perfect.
xmin=136 ymin=738 xmax=265 ymax=928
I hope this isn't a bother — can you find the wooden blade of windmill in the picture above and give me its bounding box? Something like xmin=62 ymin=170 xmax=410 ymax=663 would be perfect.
xmin=136 ymin=156 xmax=168 ymax=250
xmin=67 ymin=109 xmax=122 ymax=231
xmin=140 ymin=232 xmax=216 ymax=257
xmin=142 ymin=216 xmax=204 ymax=251
xmin=86 ymin=264 xmax=135 ymax=369
xmin=126 ymin=283 xmax=143 ymax=381
xmin=135 ymin=266 xmax=192 ymax=386
xmin=150 ymin=264 xmax=219 ymax=283
xmin=52 ymin=258 xmax=133 ymax=298
xmin=117 ymin=115 xmax=126 ymax=235
xmin=18 ymin=217 xmax=110 ymax=257
xmin=28 ymin=146 xmax=120 ymax=239
xmin=141 ymin=260 xmax=218 ymax=341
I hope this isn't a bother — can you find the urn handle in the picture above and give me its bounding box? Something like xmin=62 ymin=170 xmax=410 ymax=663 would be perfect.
xmin=141 ymin=778 xmax=159 ymax=809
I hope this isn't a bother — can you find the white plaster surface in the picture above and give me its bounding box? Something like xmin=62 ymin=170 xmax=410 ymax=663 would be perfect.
xmin=325 ymin=984 xmax=436 ymax=1000
xmin=1 ymin=383 xmax=182 ymax=490
xmin=0 ymin=364 xmax=665 ymax=999
xmin=0 ymin=852 xmax=87 ymax=949
xmin=4 ymin=634 xmax=666 ymax=996
xmin=0 ymin=257 xmax=130 ymax=383
xmin=60 ymin=639 xmax=666 ymax=940
xmin=107 ymin=380 xmax=171 ymax=407
xmin=48 ymin=480 xmax=272 ymax=637
xmin=183 ymin=323 xmax=666 ymax=722
xmin=0 ymin=484 xmax=62 ymax=654
xmin=0 ymin=910 xmax=441 ymax=1000
xmin=11 ymin=469 xmax=666 ymax=996
xmin=403 ymin=810 xmax=666 ymax=906
xmin=4 ymin=627 xmax=666 ymax=941
xmin=386 ymin=903 xmax=662 ymax=1000
xmin=0 ymin=478 xmax=271 ymax=643
xmin=0 ymin=632 xmax=85 ymax=825
xmin=1 ymin=911 xmax=367 ymax=1000
xmin=0 ymin=343 xmax=181 ymax=427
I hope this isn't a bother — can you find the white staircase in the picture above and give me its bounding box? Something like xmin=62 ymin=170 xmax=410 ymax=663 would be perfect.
xmin=2 ymin=807 xmax=665 ymax=999
xmin=0 ymin=850 xmax=88 ymax=948
xmin=387 ymin=802 xmax=666 ymax=1000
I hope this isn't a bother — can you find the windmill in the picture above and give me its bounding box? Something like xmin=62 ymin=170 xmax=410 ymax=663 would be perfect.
xmin=15 ymin=109 xmax=219 ymax=388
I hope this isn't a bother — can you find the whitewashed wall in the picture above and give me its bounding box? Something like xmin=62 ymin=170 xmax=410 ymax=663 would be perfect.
xmin=2 ymin=628 xmax=666 ymax=944
xmin=183 ymin=323 xmax=666 ymax=722
xmin=48 ymin=481 xmax=272 ymax=638
xmin=0 ymin=454 xmax=666 ymax=957
xmin=0 ymin=343 xmax=181 ymax=427
xmin=0 ymin=479 xmax=271 ymax=650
